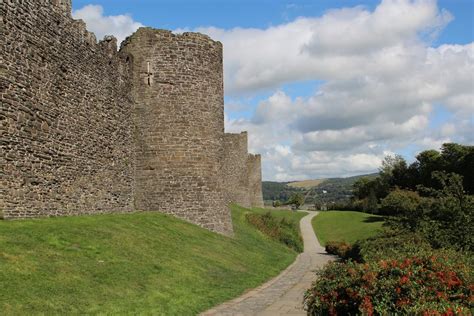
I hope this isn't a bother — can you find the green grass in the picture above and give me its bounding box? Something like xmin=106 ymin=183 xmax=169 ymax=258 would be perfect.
xmin=0 ymin=205 xmax=304 ymax=315
xmin=245 ymin=209 xmax=307 ymax=252
xmin=249 ymin=207 xmax=307 ymax=222
xmin=312 ymin=211 xmax=384 ymax=246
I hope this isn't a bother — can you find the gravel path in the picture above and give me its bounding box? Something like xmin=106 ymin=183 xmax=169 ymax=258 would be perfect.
xmin=202 ymin=211 xmax=334 ymax=316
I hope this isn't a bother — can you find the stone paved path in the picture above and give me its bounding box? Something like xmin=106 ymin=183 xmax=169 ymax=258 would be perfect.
xmin=202 ymin=211 xmax=334 ymax=316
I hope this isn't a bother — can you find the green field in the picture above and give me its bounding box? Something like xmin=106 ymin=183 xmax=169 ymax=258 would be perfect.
xmin=0 ymin=205 xmax=304 ymax=315
xmin=312 ymin=211 xmax=384 ymax=246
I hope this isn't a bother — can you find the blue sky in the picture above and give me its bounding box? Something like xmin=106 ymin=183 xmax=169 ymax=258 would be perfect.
xmin=72 ymin=0 xmax=474 ymax=181
xmin=72 ymin=0 xmax=473 ymax=44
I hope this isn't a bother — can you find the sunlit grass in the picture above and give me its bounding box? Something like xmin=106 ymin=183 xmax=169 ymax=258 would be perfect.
xmin=312 ymin=211 xmax=384 ymax=246
xmin=0 ymin=205 xmax=303 ymax=315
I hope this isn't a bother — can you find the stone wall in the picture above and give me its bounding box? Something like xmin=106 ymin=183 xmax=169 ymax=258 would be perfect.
xmin=247 ymin=154 xmax=264 ymax=208
xmin=120 ymin=28 xmax=233 ymax=235
xmin=222 ymin=132 xmax=251 ymax=207
xmin=1 ymin=0 xmax=263 ymax=235
xmin=1 ymin=0 xmax=134 ymax=218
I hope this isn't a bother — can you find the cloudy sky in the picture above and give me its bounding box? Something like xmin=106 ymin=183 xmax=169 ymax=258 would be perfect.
xmin=72 ymin=0 xmax=473 ymax=181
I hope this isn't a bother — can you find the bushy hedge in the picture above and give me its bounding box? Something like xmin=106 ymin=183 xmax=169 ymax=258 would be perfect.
xmin=325 ymin=232 xmax=434 ymax=263
xmin=304 ymin=254 xmax=473 ymax=315
xmin=245 ymin=212 xmax=303 ymax=252
xmin=380 ymin=189 xmax=422 ymax=216
xmin=325 ymin=241 xmax=354 ymax=259
xmin=354 ymin=232 xmax=433 ymax=262
xmin=307 ymin=231 xmax=473 ymax=314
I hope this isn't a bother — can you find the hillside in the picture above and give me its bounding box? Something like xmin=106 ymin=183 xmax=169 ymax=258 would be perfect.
xmin=263 ymin=173 xmax=378 ymax=205
xmin=0 ymin=206 xmax=303 ymax=314
xmin=262 ymin=181 xmax=299 ymax=203
xmin=287 ymin=179 xmax=326 ymax=189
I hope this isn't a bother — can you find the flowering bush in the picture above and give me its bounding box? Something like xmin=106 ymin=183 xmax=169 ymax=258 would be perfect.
xmin=304 ymin=254 xmax=473 ymax=315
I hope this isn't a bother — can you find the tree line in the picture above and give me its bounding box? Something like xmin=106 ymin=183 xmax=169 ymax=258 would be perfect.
xmin=345 ymin=143 xmax=473 ymax=251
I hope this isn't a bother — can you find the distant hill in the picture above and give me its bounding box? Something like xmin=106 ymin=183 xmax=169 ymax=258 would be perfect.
xmin=263 ymin=173 xmax=378 ymax=205
xmin=287 ymin=179 xmax=326 ymax=189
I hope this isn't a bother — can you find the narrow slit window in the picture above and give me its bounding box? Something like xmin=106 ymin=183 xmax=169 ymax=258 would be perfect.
xmin=147 ymin=62 xmax=152 ymax=86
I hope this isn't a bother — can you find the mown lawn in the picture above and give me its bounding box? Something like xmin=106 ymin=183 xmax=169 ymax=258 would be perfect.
xmin=250 ymin=207 xmax=307 ymax=222
xmin=312 ymin=211 xmax=384 ymax=246
xmin=0 ymin=205 xmax=303 ymax=315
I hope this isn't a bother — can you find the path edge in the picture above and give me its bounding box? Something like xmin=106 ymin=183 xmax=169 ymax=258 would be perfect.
xmin=200 ymin=211 xmax=314 ymax=315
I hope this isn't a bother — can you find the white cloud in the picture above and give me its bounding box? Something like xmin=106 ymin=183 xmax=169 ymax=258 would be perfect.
xmin=219 ymin=0 xmax=473 ymax=180
xmin=72 ymin=5 xmax=143 ymax=45
xmin=73 ymin=1 xmax=473 ymax=181
xmin=196 ymin=0 xmax=453 ymax=95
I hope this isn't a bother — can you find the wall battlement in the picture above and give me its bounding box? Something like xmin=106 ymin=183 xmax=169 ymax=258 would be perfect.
xmin=1 ymin=1 xmax=263 ymax=234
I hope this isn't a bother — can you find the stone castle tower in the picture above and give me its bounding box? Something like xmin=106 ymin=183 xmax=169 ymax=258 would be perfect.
xmin=121 ymin=29 xmax=232 ymax=234
xmin=0 ymin=0 xmax=264 ymax=235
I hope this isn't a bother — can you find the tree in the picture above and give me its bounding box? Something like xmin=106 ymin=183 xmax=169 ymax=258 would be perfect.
xmin=414 ymin=149 xmax=442 ymax=189
xmin=379 ymin=154 xmax=411 ymax=190
xmin=287 ymin=193 xmax=305 ymax=210
xmin=411 ymin=144 xmax=474 ymax=194
xmin=353 ymin=177 xmax=387 ymax=201
xmin=365 ymin=188 xmax=379 ymax=214
xmin=380 ymin=189 xmax=422 ymax=216
xmin=440 ymin=143 xmax=474 ymax=194
xmin=352 ymin=177 xmax=372 ymax=200
xmin=390 ymin=171 xmax=474 ymax=251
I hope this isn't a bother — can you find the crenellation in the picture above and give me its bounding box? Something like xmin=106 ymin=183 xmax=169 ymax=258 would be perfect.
xmin=1 ymin=0 xmax=264 ymax=235
xmin=99 ymin=36 xmax=119 ymax=58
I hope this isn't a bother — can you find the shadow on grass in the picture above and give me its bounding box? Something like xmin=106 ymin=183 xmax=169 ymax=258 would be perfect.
xmin=363 ymin=216 xmax=385 ymax=223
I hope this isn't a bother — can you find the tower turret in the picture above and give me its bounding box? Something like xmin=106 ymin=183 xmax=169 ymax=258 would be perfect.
xmin=121 ymin=28 xmax=233 ymax=235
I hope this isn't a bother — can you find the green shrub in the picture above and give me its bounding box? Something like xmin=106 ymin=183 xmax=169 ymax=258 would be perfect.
xmin=324 ymin=232 xmax=436 ymax=263
xmin=386 ymin=173 xmax=474 ymax=252
xmin=325 ymin=241 xmax=353 ymax=259
xmin=304 ymin=254 xmax=473 ymax=315
xmin=380 ymin=189 xmax=422 ymax=216
xmin=354 ymin=231 xmax=433 ymax=262
xmin=246 ymin=212 xmax=303 ymax=252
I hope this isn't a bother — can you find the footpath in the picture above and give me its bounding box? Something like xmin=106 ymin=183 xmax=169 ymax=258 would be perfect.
xmin=202 ymin=211 xmax=333 ymax=316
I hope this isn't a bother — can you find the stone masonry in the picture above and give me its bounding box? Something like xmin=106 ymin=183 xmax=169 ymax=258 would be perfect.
xmin=248 ymin=154 xmax=264 ymax=208
xmin=0 ymin=0 xmax=264 ymax=234
xmin=222 ymin=132 xmax=264 ymax=208
xmin=120 ymin=28 xmax=233 ymax=234
xmin=1 ymin=0 xmax=134 ymax=218
xmin=223 ymin=132 xmax=251 ymax=208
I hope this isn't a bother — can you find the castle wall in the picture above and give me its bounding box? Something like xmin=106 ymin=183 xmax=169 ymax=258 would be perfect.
xmin=1 ymin=0 xmax=134 ymax=218
xmin=1 ymin=0 xmax=262 ymax=235
xmin=222 ymin=132 xmax=251 ymax=208
xmin=247 ymin=154 xmax=264 ymax=208
xmin=120 ymin=28 xmax=233 ymax=235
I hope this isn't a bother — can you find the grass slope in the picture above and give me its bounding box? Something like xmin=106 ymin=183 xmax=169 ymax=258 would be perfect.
xmin=312 ymin=211 xmax=384 ymax=246
xmin=0 ymin=205 xmax=304 ymax=315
